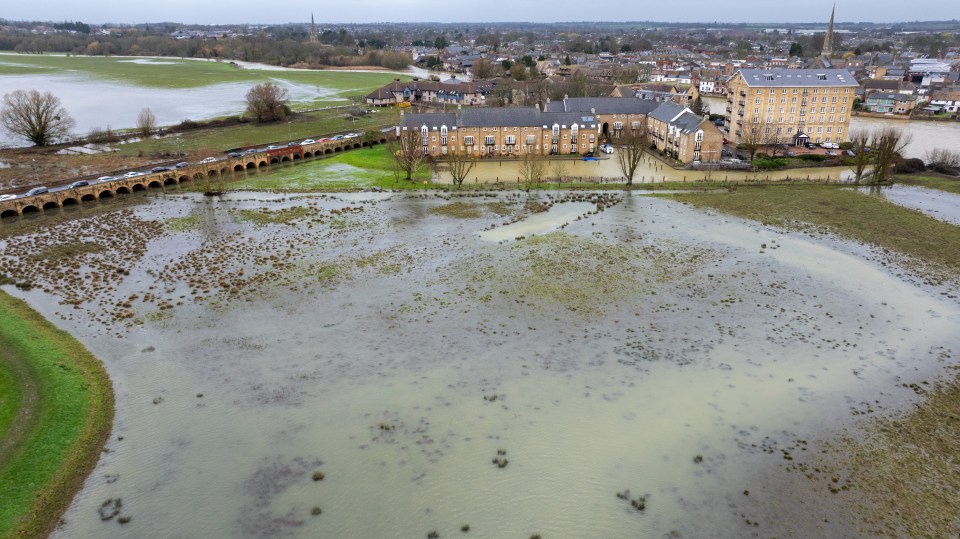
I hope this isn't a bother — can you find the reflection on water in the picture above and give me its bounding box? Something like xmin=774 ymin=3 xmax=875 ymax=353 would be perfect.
xmin=1 ymin=193 xmax=956 ymax=538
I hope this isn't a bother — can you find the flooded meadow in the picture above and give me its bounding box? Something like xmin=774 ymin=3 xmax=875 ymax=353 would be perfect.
xmin=1 ymin=188 xmax=958 ymax=538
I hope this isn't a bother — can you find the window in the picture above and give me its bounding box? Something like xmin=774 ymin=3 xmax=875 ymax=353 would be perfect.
xmin=631 ymin=121 xmax=641 ymax=130
xmin=792 ymin=97 xmax=797 ymax=103
xmin=526 ymin=135 xmax=535 ymax=145
xmin=484 ymin=136 xmax=494 ymax=145
xmin=754 ymin=108 xmax=760 ymax=114
xmin=768 ymin=98 xmax=775 ymax=104
xmin=505 ymin=135 xmax=516 ymax=145
xmin=613 ymin=121 xmax=623 ymax=130
xmin=837 ymin=127 xmax=843 ymax=133
xmin=464 ymin=136 xmax=474 ymax=145
xmin=431 ymin=136 xmax=436 ymax=141
xmin=755 ymin=98 xmax=761 ymax=104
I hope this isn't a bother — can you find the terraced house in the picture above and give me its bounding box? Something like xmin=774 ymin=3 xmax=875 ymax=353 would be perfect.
xmin=399 ymin=97 xmax=722 ymax=164
xmin=724 ymin=69 xmax=859 ymax=147
xmin=366 ymin=78 xmax=491 ymax=107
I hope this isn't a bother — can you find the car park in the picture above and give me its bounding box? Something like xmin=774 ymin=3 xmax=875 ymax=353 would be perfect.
xmin=97 ymin=175 xmax=116 ymax=183
xmin=68 ymin=180 xmax=89 ymax=188
xmin=25 ymin=186 xmax=48 ymax=196
xmin=0 ymin=194 xmax=16 ymax=202
xmin=300 ymin=139 xmax=316 ymax=145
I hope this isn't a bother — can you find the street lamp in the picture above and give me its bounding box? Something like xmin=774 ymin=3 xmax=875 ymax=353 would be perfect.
xmin=287 ymin=121 xmax=291 ymax=140
xmin=175 ymin=135 xmax=182 ymax=157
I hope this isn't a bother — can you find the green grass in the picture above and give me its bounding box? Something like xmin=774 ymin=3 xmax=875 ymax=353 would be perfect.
xmin=894 ymin=175 xmax=960 ymax=195
xmin=113 ymin=108 xmax=400 ymax=157
xmin=671 ymin=185 xmax=960 ymax=276
xmin=0 ymin=291 xmax=114 ymax=539
xmin=229 ymin=145 xmax=430 ymax=191
xmin=0 ymin=52 xmax=403 ymax=96
xmin=0 ymin=364 xmax=20 ymax=441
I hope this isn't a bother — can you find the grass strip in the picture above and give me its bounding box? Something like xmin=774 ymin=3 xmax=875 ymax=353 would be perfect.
xmin=894 ymin=174 xmax=960 ymax=195
xmin=671 ymin=185 xmax=960 ymax=275
xmin=0 ymin=291 xmax=114 ymax=539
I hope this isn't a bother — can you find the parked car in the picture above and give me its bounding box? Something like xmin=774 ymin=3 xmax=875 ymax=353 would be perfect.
xmin=199 ymin=157 xmax=217 ymax=163
xmin=150 ymin=166 xmax=171 ymax=173
xmin=583 ymin=151 xmax=595 ymax=158
xmin=785 ymin=151 xmax=797 ymax=157
xmin=0 ymin=194 xmax=16 ymax=202
xmin=97 ymin=175 xmax=116 ymax=183
xmin=25 ymin=186 xmax=48 ymax=196
xmin=300 ymin=139 xmax=317 ymax=145
xmin=821 ymin=142 xmax=839 ymax=149
xmin=721 ymin=149 xmax=733 ymax=157
xmin=804 ymin=142 xmax=816 ymax=149
xmin=174 ymin=162 xmax=190 ymax=168
xmin=825 ymin=150 xmax=837 ymax=156
xmin=845 ymin=150 xmax=856 ymax=157
xmin=599 ymin=145 xmax=614 ymax=154
xmin=68 ymin=180 xmax=89 ymax=188
xmin=228 ymin=152 xmax=243 ymax=158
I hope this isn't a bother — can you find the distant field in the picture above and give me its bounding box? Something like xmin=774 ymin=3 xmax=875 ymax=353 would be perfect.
xmin=0 ymin=53 xmax=403 ymax=90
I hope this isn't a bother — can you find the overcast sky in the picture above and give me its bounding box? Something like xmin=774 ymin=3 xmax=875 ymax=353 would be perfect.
xmin=3 ymin=0 xmax=950 ymax=25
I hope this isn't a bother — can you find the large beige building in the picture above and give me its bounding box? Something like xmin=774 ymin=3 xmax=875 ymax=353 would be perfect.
xmin=724 ymin=69 xmax=859 ymax=147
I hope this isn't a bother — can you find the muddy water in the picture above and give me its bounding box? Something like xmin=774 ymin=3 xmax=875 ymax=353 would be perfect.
xmin=435 ymin=156 xmax=856 ymax=184
xmin=2 ymin=192 xmax=957 ymax=538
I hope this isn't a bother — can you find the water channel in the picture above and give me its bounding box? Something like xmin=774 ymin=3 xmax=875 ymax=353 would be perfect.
xmin=2 ymin=189 xmax=958 ymax=538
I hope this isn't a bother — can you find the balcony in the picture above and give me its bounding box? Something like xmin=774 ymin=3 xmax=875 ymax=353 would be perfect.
xmin=738 ymin=110 xmax=744 ymax=116
xmin=739 ymin=91 xmax=746 ymax=97
xmin=738 ymin=101 xmax=745 ymax=107
xmin=726 ymin=106 xmax=732 ymax=113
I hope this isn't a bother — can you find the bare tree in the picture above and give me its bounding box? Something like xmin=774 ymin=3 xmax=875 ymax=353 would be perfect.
xmin=389 ymin=129 xmax=429 ymax=181
xmin=736 ymin=125 xmax=768 ymax=162
xmin=848 ymin=128 xmax=872 ymax=184
xmin=0 ymin=89 xmax=75 ymax=146
xmin=616 ymin=125 xmax=648 ymax=185
xmin=471 ymin=58 xmax=495 ymax=80
xmin=136 ymin=107 xmax=156 ymax=137
xmin=245 ymin=82 xmax=290 ymax=123
xmin=519 ymin=147 xmax=548 ymax=188
xmin=550 ymin=158 xmax=567 ymax=183
xmin=870 ymin=127 xmax=911 ymax=183
xmin=446 ymin=150 xmax=477 ymax=186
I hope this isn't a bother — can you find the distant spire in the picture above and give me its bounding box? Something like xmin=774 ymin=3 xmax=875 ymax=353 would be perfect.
xmin=309 ymin=13 xmax=317 ymax=43
xmin=822 ymin=4 xmax=835 ymax=57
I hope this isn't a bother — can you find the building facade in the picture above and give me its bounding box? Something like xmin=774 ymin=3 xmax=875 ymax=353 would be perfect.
xmin=724 ymin=69 xmax=859 ymax=147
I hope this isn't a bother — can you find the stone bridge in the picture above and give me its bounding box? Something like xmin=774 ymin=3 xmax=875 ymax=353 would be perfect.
xmin=0 ymin=134 xmax=391 ymax=219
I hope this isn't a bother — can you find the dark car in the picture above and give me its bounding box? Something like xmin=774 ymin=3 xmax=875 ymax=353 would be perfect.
xmin=583 ymin=151 xmax=595 ymax=158
xmin=228 ymin=152 xmax=243 ymax=158
xmin=151 ymin=166 xmax=171 ymax=173
xmin=68 ymin=180 xmax=89 ymax=188
xmin=804 ymin=142 xmax=816 ymax=150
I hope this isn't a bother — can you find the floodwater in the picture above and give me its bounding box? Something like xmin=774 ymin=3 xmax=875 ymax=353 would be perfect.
xmin=704 ymin=95 xmax=960 ymax=159
xmin=435 ymin=155 xmax=856 ymax=184
xmin=1 ymin=190 xmax=958 ymax=538
xmin=862 ymin=184 xmax=960 ymax=226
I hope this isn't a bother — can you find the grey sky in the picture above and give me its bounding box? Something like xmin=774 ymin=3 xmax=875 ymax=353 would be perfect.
xmin=4 ymin=0 xmax=950 ymax=25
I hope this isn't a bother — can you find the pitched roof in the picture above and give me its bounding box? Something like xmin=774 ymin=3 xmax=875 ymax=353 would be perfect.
xmin=400 ymin=108 xmax=600 ymax=129
xmin=543 ymin=97 xmax=659 ymax=115
xmin=736 ymin=69 xmax=858 ymax=87
xmin=648 ymin=101 xmax=687 ymax=123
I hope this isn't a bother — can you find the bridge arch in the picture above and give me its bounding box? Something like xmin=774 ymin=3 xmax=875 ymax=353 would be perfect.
xmin=258 ymin=161 xmax=267 ymax=168
xmin=234 ymin=164 xmax=244 ymax=171
xmin=98 ymin=190 xmax=114 ymax=199
xmin=61 ymin=197 xmax=79 ymax=206
xmin=208 ymin=170 xmax=218 ymax=177
xmin=333 ymin=147 xmax=342 ymax=153
xmin=178 ymin=175 xmax=190 ymax=183
xmin=353 ymin=143 xmax=362 ymax=149
xmin=246 ymin=162 xmax=256 ymax=170
xmin=42 ymin=200 xmax=60 ymax=210
xmin=21 ymin=205 xmax=40 ymax=214
xmin=81 ymin=193 xmax=96 ymax=202
xmin=132 ymin=183 xmax=147 ymax=192
xmin=303 ymin=151 xmax=313 ymax=158
xmin=0 ymin=209 xmax=18 ymax=219
xmin=163 ymin=177 xmax=177 ymax=186
xmin=281 ymin=156 xmax=291 ymax=162
xmin=324 ymin=148 xmax=333 ymax=154
xmin=149 ymin=180 xmax=163 ymax=188
xmin=292 ymin=153 xmax=301 ymax=160
xmin=116 ymin=186 xmax=132 ymax=195
xmin=270 ymin=157 xmax=280 ymax=164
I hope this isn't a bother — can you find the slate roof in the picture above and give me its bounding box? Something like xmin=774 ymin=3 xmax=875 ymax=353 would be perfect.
xmin=400 ymin=109 xmax=600 ymax=130
xmin=736 ymin=69 xmax=858 ymax=87
xmin=647 ymin=101 xmax=686 ymax=123
xmin=543 ymin=97 xmax=659 ymax=115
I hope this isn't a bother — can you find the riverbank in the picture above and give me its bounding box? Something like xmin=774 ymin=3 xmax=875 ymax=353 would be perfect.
xmin=0 ymin=291 xmax=114 ymax=539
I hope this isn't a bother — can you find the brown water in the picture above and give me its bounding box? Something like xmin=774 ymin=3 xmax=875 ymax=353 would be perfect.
xmin=1 ymin=191 xmax=957 ymax=538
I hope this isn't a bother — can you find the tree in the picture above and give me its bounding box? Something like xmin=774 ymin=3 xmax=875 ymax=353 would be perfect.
xmin=563 ymin=55 xmax=572 ymax=65
xmin=789 ymin=42 xmax=803 ymax=57
xmin=245 ymin=82 xmax=289 ymax=123
xmin=471 ymin=58 xmax=494 ymax=79
xmin=136 ymin=107 xmax=156 ymax=137
xmin=616 ymin=125 xmax=648 ymax=185
xmin=925 ymin=148 xmax=960 ymax=175
xmin=550 ymin=159 xmax=567 ymax=184
xmin=510 ymin=62 xmax=528 ymax=81
xmin=847 ymin=128 xmax=872 ymax=184
xmin=870 ymin=127 xmax=911 ymax=183
xmin=389 ymin=129 xmax=429 ymax=181
xmin=434 ymin=36 xmax=448 ymax=53
xmin=690 ymin=96 xmax=707 ymax=117
xmin=446 ymin=150 xmax=477 ymax=186
xmin=519 ymin=147 xmax=548 ymax=188
xmin=736 ymin=126 xmax=769 ymax=162
xmin=0 ymin=89 xmax=75 ymax=146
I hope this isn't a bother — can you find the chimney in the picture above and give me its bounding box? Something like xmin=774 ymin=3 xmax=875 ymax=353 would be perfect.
xmin=590 ymin=107 xmax=596 ymax=115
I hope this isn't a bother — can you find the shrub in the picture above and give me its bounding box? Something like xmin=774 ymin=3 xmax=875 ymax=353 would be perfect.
xmin=924 ymin=148 xmax=960 ymax=175
xmin=797 ymin=154 xmax=827 ymax=162
xmin=894 ymin=158 xmax=926 ymax=174
xmin=754 ymin=157 xmax=786 ymax=170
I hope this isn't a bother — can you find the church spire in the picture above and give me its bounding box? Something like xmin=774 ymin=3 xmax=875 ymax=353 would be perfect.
xmin=822 ymin=4 xmax=835 ymax=57
xmin=309 ymin=13 xmax=318 ymax=43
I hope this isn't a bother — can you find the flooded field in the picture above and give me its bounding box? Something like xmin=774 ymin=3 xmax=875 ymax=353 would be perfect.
xmin=1 ymin=190 xmax=958 ymax=538
xmin=865 ymin=184 xmax=960 ymax=226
